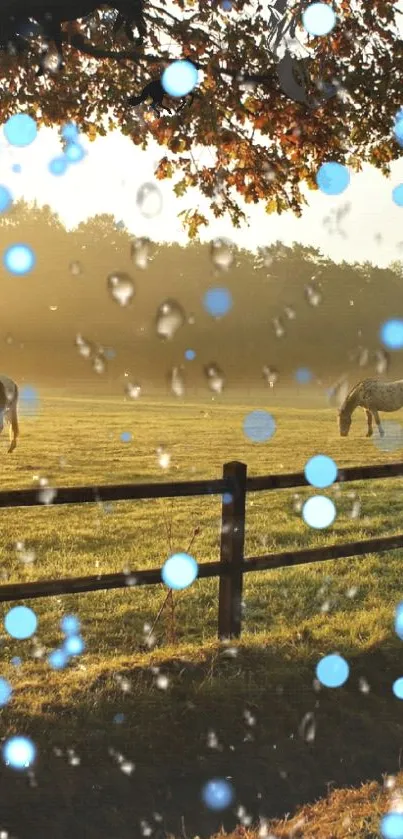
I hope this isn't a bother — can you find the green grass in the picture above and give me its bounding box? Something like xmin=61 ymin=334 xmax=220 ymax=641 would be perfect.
xmin=1 ymin=391 xmax=403 ymax=838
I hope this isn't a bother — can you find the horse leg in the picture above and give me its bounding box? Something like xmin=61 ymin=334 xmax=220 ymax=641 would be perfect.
xmin=364 ymin=409 xmax=373 ymax=437
xmin=372 ymin=409 xmax=384 ymax=437
xmin=7 ymin=399 xmax=19 ymax=453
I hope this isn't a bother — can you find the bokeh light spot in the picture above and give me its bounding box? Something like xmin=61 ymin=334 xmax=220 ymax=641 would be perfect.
xmin=302 ymin=2 xmax=336 ymax=36
xmin=316 ymin=162 xmax=350 ymax=195
xmin=3 ymin=243 xmax=36 ymax=275
xmin=393 ymin=678 xmax=403 ymax=699
xmin=243 ymin=410 xmax=276 ymax=442
xmin=302 ymin=496 xmax=336 ymax=529
xmin=3 ymin=114 xmax=37 ymax=147
xmin=201 ymin=778 xmax=235 ymax=811
xmin=304 ymin=455 xmax=337 ymax=488
xmin=316 ymin=653 xmax=350 ymax=688
xmin=381 ymin=812 xmax=403 ymax=839
xmin=0 ymin=185 xmax=12 ymax=212
xmin=0 ymin=678 xmax=12 ymax=707
xmin=2 ymin=736 xmax=36 ymax=770
xmin=380 ymin=319 xmax=403 ymax=350
xmin=203 ymin=287 xmax=233 ymax=318
xmin=162 ymin=60 xmax=199 ymax=97
xmin=4 ymin=605 xmax=37 ymax=639
xmin=161 ymin=553 xmax=198 ymax=590
xmin=392 ymin=185 xmax=403 ymax=207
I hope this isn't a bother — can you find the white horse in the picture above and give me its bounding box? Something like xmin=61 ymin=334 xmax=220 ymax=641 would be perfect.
xmin=0 ymin=375 xmax=19 ymax=453
xmin=338 ymin=378 xmax=403 ymax=438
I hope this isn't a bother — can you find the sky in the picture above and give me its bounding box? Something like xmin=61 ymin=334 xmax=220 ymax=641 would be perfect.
xmin=1 ymin=1 xmax=403 ymax=268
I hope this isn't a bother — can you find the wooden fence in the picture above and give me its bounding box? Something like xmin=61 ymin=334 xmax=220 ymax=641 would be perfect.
xmin=1 ymin=459 xmax=403 ymax=638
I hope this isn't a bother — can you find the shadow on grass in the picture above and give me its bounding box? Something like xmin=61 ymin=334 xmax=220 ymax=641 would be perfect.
xmin=1 ymin=638 xmax=403 ymax=839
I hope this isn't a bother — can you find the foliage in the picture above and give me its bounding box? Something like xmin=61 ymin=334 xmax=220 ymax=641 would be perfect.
xmin=0 ymin=0 xmax=402 ymax=237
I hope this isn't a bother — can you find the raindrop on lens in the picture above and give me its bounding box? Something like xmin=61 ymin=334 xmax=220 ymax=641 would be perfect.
xmin=107 ymin=272 xmax=135 ymax=306
xmin=305 ymin=282 xmax=322 ymax=306
xmin=124 ymin=381 xmax=141 ymax=399
xmin=156 ymin=299 xmax=186 ymax=339
xmin=262 ymin=365 xmax=279 ymax=387
xmin=69 ymin=260 xmax=83 ymax=276
xmin=273 ymin=317 xmax=285 ymax=338
xmin=374 ymin=349 xmax=389 ymax=374
xmin=130 ymin=237 xmax=152 ymax=269
xmin=210 ymin=238 xmax=235 ymax=272
xmin=204 ymin=363 xmax=225 ymax=393
xmin=42 ymin=51 xmax=62 ymax=72
xmin=169 ymin=366 xmax=185 ymax=397
xmin=136 ymin=182 xmax=163 ymax=218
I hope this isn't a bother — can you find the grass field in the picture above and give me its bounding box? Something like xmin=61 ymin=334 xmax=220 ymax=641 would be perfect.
xmin=1 ymin=390 xmax=403 ymax=839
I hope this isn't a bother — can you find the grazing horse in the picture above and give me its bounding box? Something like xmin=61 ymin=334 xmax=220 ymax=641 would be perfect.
xmin=0 ymin=374 xmax=19 ymax=453
xmin=338 ymin=378 xmax=403 ymax=438
xmin=0 ymin=1 xmax=146 ymax=67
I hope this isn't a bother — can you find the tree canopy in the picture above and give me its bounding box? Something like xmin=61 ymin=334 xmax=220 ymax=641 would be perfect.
xmin=0 ymin=0 xmax=402 ymax=238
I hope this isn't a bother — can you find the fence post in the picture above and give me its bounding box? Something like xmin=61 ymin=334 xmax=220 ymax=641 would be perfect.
xmin=218 ymin=461 xmax=247 ymax=640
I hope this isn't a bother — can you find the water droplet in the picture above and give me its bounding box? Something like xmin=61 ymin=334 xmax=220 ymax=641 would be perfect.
xmin=124 ymin=381 xmax=141 ymax=399
xmin=92 ymin=352 xmax=107 ymax=374
xmin=210 ymin=238 xmax=235 ymax=272
xmin=298 ymin=711 xmax=316 ymax=742
xmin=136 ymin=182 xmax=163 ymax=218
xmin=357 ymin=347 xmax=369 ymax=367
xmin=262 ymin=365 xmax=279 ymax=387
xmin=156 ymin=299 xmax=185 ymax=339
xmin=304 ymin=281 xmax=322 ymax=306
xmin=107 ymin=272 xmax=135 ymax=306
xmin=374 ymin=348 xmax=389 ymax=374
xmin=42 ymin=51 xmax=62 ymax=72
xmin=169 ymin=366 xmax=185 ymax=397
xmin=156 ymin=445 xmax=171 ymax=469
xmin=130 ymin=237 xmax=153 ymax=269
xmin=272 ymin=317 xmax=285 ymax=338
xmin=75 ymin=333 xmax=94 ymax=359
xmin=284 ymin=305 xmax=296 ymax=320
xmin=69 ymin=260 xmax=82 ymax=276
xmin=204 ymin=363 xmax=225 ymax=393
xmin=327 ymin=375 xmax=349 ymax=408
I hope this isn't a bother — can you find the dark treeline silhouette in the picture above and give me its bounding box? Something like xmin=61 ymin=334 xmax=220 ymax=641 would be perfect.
xmin=0 ymin=201 xmax=401 ymax=390
xmin=0 ymin=0 xmax=145 ymax=70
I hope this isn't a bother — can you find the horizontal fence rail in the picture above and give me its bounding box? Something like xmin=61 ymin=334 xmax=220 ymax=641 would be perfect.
xmin=0 ymin=459 xmax=402 ymax=509
xmin=0 ymin=460 xmax=403 ymax=638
